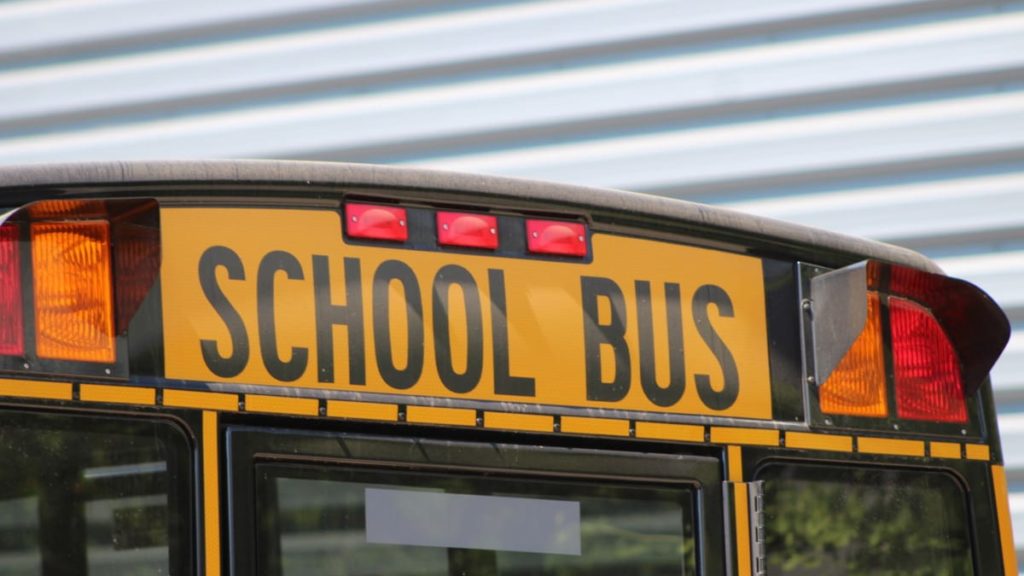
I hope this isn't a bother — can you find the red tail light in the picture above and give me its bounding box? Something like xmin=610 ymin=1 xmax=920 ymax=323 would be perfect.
xmin=526 ymin=219 xmax=587 ymax=257
xmin=345 ymin=203 xmax=408 ymax=242
xmin=890 ymin=297 xmax=967 ymax=423
xmin=437 ymin=212 xmax=498 ymax=250
xmin=811 ymin=260 xmax=1008 ymax=425
xmin=0 ymin=223 xmax=24 ymax=355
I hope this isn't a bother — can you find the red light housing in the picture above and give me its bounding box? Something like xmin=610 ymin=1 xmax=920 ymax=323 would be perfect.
xmin=437 ymin=212 xmax=498 ymax=250
xmin=113 ymin=207 xmax=161 ymax=333
xmin=0 ymin=223 xmax=24 ymax=355
xmin=345 ymin=203 xmax=408 ymax=242
xmin=811 ymin=259 xmax=1008 ymax=425
xmin=526 ymin=219 xmax=587 ymax=257
xmin=890 ymin=296 xmax=967 ymax=423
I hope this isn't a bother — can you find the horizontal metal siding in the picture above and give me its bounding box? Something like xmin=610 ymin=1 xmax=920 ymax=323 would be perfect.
xmin=1 ymin=0 xmax=1023 ymax=563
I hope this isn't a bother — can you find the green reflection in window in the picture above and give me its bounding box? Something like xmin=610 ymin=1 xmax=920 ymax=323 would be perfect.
xmin=759 ymin=463 xmax=973 ymax=576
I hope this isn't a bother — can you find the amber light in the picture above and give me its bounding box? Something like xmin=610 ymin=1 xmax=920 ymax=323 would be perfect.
xmin=891 ymin=297 xmax=967 ymax=423
xmin=31 ymin=221 xmax=115 ymax=363
xmin=0 ymin=224 xmax=23 ymax=355
xmin=819 ymin=293 xmax=888 ymax=418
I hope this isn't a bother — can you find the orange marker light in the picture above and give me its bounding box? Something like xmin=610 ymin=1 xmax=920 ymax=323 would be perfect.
xmin=31 ymin=221 xmax=115 ymax=363
xmin=819 ymin=292 xmax=888 ymax=418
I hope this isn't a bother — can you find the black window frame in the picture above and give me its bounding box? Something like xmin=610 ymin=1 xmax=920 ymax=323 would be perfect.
xmin=225 ymin=424 xmax=725 ymax=576
xmin=0 ymin=405 xmax=195 ymax=576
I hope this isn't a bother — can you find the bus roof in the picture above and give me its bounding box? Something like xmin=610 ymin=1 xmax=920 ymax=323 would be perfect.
xmin=0 ymin=160 xmax=939 ymax=274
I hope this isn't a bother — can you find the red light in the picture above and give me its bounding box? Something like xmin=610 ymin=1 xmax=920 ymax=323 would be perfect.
xmin=345 ymin=204 xmax=408 ymax=242
xmin=437 ymin=212 xmax=497 ymax=250
xmin=0 ymin=223 xmax=23 ymax=355
xmin=114 ymin=219 xmax=160 ymax=333
xmin=890 ymin=296 xmax=967 ymax=423
xmin=526 ymin=219 xmax=587 ymax=257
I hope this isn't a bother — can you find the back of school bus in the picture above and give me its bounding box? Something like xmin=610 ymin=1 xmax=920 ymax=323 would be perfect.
xmin=0 ymin=161 xmax=1013 ymax=575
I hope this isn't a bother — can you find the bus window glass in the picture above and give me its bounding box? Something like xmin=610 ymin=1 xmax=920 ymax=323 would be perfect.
xmin=0 ymin=410 xmax=190 ymax=576
xmin=256 ymin=463 xmax=697 ymax=576
xmin=758 ymin=463 xmax=973 ymax=576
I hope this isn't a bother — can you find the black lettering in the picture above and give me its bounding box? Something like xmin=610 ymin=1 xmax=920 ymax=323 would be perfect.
xmin=198 ymin=246 xmax=249 ymax=378
xmin=432 ymin=265 xmax=484 ymax=393
xmin=693 ymin=284 xmax=739 ymax=410
xmin=488 ymin=269 xmax=535 ymax=396
xmin=372 ymin=260 xmax=424 ymax=390
xmin=581 ymin=276 xmax=630 ymax=402
xmin=313 ymin=256 xmax=366 ymax=385
xmin=257 ymin=251 xmax=309 ymax=382
xmin=636 ymin=281 xmax=685 ymax=407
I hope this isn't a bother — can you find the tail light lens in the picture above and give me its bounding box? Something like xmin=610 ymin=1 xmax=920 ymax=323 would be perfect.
xmin=0 ymin=223 xmax=24 ymax=355
xmin=890 ymin=297 xmax=966 ymax=423
xmin=31 ymin=221 xmax=116 ymax=363
xmin=437 ymin=212 xmax=498 ymax=250
xmin=811 ymin=260 xmax=1008 ymax=425
xmin=526 ymin=219 xmax=587 ymax=257
xmin=818 ymin=293 xmax=888 ymax=417
xmin=346 ymin=203 xmax=408 ymax=242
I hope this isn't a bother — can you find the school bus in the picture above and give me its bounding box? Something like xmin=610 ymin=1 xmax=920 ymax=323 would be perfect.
xmin=0 ymin=160 xmax=1014 ymax=575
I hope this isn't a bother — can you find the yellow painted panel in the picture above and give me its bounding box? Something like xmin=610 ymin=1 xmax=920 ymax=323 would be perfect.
xmin=785 ymin=431 xmax=853 ymax=453
xmin=561 ymin=416 xmax=630 ymax=437
xmin=965 ymin=444 xmax=991 ymax=461
xmin=930 ymin=441 xmax=962 ymax=459
xmin=727 ymin=445 xmax=744 ymax=482
xmin=993 ymin=465 xmax=1019 ymax=576
xmin=80 ymin=384 xmax=155 ymax=405
xmin=163 ymin=389 xmax=238 ymax=411
xmin=327 ymin=400 xmax=398 ymax=422
xmin=0 ymin=378 xmax=71 ymax=401
xmin=484 ymin=412 xmax=554 ymax=433
xmin=711 ymin=427 xmax=779 ymax=447
xmin=857 ymin=436 xmax=925 ymax=457
xmin=635 ymin=421 xmax=704 ymax=443
xmin=733 ymin=483 xmax=752 ymax=576
xmin=245 ymin=394 xmax=318 ymax=416
xmin=162 ymin=207 xmax=771 ymax=420
xmin=406 ymin=405 xmax=476 ymax=427
xmin=202 ymin=412 xmax=221 ymax=576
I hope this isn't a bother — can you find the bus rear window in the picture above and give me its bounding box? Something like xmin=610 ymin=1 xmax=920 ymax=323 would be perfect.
xmin=256 ymin=463 xmax=697 ymax=576
xmin=758 ymin=463 xmax=973 ymax=576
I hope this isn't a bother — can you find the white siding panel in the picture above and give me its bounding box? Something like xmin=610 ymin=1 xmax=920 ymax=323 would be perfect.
xmin=3 ymin=1 xmax=1014 ymax=126
xmin=724 ymin=174 xmax=1024 ymax=244
xmin=0 ymin=0 xmax=378 ymax=54
xmin=414 ymin=92 xmax=1024 ymax=190
xmin=0 ymin=0 xmax=953 ymax=57
xmin=992 ymin=331 xmax=1024 ymax=397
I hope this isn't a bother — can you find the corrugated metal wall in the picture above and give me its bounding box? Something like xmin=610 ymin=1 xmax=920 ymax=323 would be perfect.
xmin=1 ymin=0 xmax=1023 ymax=563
